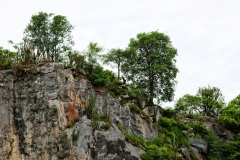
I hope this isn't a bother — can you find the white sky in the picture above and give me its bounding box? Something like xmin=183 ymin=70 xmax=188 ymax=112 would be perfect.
xmin=1 ymin=0 xmax=240 ymax=107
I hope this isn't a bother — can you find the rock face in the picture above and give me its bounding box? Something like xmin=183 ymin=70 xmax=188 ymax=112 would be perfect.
xmin=203 ymin=116 xmax=235 ymax=140
xmin=0 ymin=63 xmax=151 ymax=160
xmin=188 ymin=138 xmax=208 ymax=160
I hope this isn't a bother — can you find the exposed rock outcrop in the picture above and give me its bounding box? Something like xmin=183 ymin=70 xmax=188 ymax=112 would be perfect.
xmin=188 ymin=137 xmax=208 ymax=160
xmin=203 ymin=116 xmax=235 ymax=140
xmin=0 ymin=63 xmax=153 ymax=160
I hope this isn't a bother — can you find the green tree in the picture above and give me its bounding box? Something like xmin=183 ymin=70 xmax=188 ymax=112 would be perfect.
xmin=123 ymin=31 xmax=178 ymax=104
xmin=102 ymin=48 xmax=124 ymax=80
xmin=175 ymin=94 xmax=201 ymax=114
xmin=197 ymin=86 xmax=224 ymax=117
xmin=219 ymin=94 xmax=240 ymax=133
xmin=50 ymin=15 xmax=74 ymax=61
xmin=64 ymin=49 xmax=85 ymax=69
xmin=121 ymin=47 xmax=138 ymax=83
xmin=84 ymin=42 xmax=103 ymax=74
xmin=23 ymin=11 xmax=74 ymax=62
xmin=175 ymin=86 xmax=225 ymax=117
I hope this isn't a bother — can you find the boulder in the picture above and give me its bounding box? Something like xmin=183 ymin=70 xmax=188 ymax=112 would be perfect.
xmin=188 ymin=137 xmax=208 ymax=160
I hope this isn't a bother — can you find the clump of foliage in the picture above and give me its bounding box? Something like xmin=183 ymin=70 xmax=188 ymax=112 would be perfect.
xmin=141 ymin=146 xmax=174 ymax=160
xmin=117 ymin=125 xmax=147 ymax=149
xmin=120 ymin=111 xmax=191 ymax=159
xmin=128 ymin=88 xmax=147 ymax=108
xmin=175 ymin=85 xmax=225 ymax=117
xmin=85 ymin=94 xmax=112 ymax=130
xmin=162 ymin=108 xmax=178 ymax=118
xmin=222 ymin=133 xmax=240 ymax=160
xmin=85 ymin=94 xmax=97 ymax=119
xmin=158 ymin=117 xmax=189 ymax=147
xmin=188 ymin=121 xmax=208 ymax=138
xmin=219 ymin=94 xmax=240 ymax=133
xmin=64 ymin=49 xmax=85 ymax=69
xmin=88 ymin=65 xmax=113 ymax=87
xmin=91 ymin=110 xmax=112 ymax=131
xmin=0 ymin=46 xmax=16 ymax=70
xmin=203 ymin=130 xmax=224 ymax=160
xmin=102 ymin=48 xmax=125 ymax=81
xmin=129 ymin=104 xmax=151 ymax=122
xmin=23 ymin=11 xmax=74 ymax=62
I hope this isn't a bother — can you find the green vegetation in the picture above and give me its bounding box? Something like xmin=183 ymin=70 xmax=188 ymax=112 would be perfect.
xmin=117 ymin=125 xmax=147 ymax=149
xmin=129 ymin=104 xmax=151 ymax=122
xmin=0 ymin=46 xmax=16 ymax=69
xmin=84 ymin=42 xmax=103 ymax=74
xmin=66 ymin=117 xmax=80 ymax=128
xmin=122 ymin=31 xmax=178 ymax=104
xmin=1 ymin=11 xmax=240 ymax=160
xmin=23 ymin=11 xmax=74 ymax=62
xmin=89 ymin=65 xmax=113 ymax=87
xmin=219 ymin=94 xmax=240 ymax=133
xmin=102 ymin=48 xmax=125 ymax=80
xmin=175 ymin=86 xmax=225 ymax=117
xmin=86 ymin=94 xmax=97 ymax=119
xmin=72 ymin=129 xmax=79 ymax=141
xmin=85 ymin=94 xmax=112 ymax=130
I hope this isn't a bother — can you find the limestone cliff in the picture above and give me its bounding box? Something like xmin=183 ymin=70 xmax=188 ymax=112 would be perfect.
xmin=0 ymin=63 xmax=155 ymax=160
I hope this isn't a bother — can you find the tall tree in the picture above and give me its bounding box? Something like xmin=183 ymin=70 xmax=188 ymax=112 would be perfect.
xmin=102 ymin=48 xmax=124 ymax=80
xmin=50 ymin=15 xmax=74 ymax=61
xmin=123 ymin=31 xmax=178 ymax=104
xmin=23 ymin=11 xmax=74 ymax=62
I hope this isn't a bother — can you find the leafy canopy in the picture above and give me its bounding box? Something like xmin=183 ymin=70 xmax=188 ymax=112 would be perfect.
xmin=23 ymin=11 xmax=74 ymax=62
xmin=175 ymin=86 xmax=225 ymax=117
xmin=84 ymin=42 xmax=103 ymax=74
xmin=122 ymin=31 xmax=178 ymax=104
xmin=219 ymin=94 xmax=240 ymax=133
xmin=0 ymin=47 xmax=16 ymax=69
xmin=102 ymin=48 xmax=125 ymax=80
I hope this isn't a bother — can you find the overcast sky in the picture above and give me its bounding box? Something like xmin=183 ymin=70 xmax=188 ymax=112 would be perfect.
xmin=1 ymin=1 xmax=240 ymax=107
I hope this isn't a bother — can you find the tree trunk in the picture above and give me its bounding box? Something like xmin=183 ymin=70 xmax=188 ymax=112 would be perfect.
xmin=118 ymin=65 xmax=120 ymax=81
xmin=149 ymin=80 xmax=154 ymax=104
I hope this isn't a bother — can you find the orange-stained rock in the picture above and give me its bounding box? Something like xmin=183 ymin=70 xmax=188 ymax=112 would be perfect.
xmin=68 ymin=102 xmax=79 ymax=122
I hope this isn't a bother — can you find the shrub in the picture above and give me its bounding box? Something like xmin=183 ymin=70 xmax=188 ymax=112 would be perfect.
xmin=86 ymin=94 xmax=96 ymax=119
xmin=162 ymin=108 xmax=177 ymax=118
xmin=222 ymin=133 xmax=240 ymax=160
xmin=141 ymin=146 xmax=174 ymax=160
xmin=89 ymin=65 xmax=113 ymax=87
xmin=124 ymin=131 xmax=147 ymax=149
xmin=203 ymin=130 xmax=224 ymax=160
xmin=189 ymin=121 xmax=208 ymax=137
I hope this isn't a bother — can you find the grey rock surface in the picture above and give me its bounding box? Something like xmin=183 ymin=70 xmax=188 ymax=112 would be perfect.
xmin=179 ymin=147 xmax=191 ymax=160
xmin=188 ymin=137 xmax=208 ymax=160
xmin=203 ymin=116 xmax=235 ymax=140
xmin=0 ymin=63 xmax=151 ymax=160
